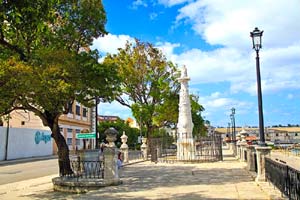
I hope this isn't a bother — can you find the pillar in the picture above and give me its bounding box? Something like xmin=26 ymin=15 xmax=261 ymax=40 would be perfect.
xmin=104 ymin=127 xmax=120 ymax=182
xmin=255 ymin=146 xmax=271 ymax=182
xmin=240 ymin=142 xmax=247 ymax=162
xmin=120 ymin=132 xmax=129 ymax=163
xmin=246 ymin=145 xmax=256 ymax=171
xmin=141 ymin=137 xmax=148 ymax=160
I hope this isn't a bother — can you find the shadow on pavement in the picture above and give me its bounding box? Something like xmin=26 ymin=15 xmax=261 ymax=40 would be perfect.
xmin=23 ymin=161 xmax=260 ymax=200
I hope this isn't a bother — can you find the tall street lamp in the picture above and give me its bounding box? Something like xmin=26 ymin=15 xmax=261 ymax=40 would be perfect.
xmin=227 ymin=122 xmax=231 ymax=140
xmin=230 ymin=107 xmax=236 ymax=142
xmin=250 ymin=27 xmax=266 ymax=146
xmin=95 ymin=96 xmax=100 ymax=149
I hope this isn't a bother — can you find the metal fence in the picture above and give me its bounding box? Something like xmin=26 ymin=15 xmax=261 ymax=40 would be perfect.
xmin=149 ymin=135 xmax=223 ymax=163
xmin=265 ymin=157 xmax=300 ymax=200
xmin=128 ymin=150 xmax=143 ymax=162
xmin=59 ymin=154 xmax=104 ymax=179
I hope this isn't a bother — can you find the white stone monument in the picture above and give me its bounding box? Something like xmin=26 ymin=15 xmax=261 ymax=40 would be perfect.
xmin=177 ymin=65 xmax=195 ymax=160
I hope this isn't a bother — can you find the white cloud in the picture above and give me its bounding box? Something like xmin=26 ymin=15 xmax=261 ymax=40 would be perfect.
xmin=131 ymin=0 xmax=148 ymax=9
xmin=176 ymin=0 xmax=300 ymax=49
xmin=150 ymin=12 xmax=158 ymax=20
xmin=158 ymin=0 xmax=192 ymax=7
xmin=197 ymin=92 xmax=253 ymax=121
xmin=91 ymin=34 xmax=135 ymax=55
xmin=156 ymin=0 xmax=299 ymax=96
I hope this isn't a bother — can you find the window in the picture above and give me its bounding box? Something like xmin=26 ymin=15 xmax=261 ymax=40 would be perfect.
xmin=76 ymin=105 xmax=80 ymax=115
xmin=76 ymin=139 xmax=81 ymax=145
xmin=275 ymin=133 xmax=279 ymax=137
xmin=83 ymin=108 xmax=87 ymax=117
xmin=67 ymin=138 xmax=72 ymax=145
xmin=21 ymin=121 xmax=25 ymax=125
xmin=286 ymin=133 xmax=288 ymax=137
xmin=295 ymin=133 xmax=298 ymax=136
xmin=76 ymin=129 xmax=81 ymax=133
xmin=59 ymin=127 xmax=63 ymax=133
xmin=67 ymin=128 xmax=73 ymax=133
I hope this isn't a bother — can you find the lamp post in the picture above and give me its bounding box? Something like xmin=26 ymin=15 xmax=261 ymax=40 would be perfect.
xmin=250 ymin=27 xmax=266 ymax=146
xmin=230 ymin=107 xmax=236 ymax=143
xmin=95 ymin=96 xmax=100 ymax=149
xmin=227 ymin=122 xmax=231 ymax=141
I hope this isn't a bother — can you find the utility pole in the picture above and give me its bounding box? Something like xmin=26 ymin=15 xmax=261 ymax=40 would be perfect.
xmin=4 ymin=114 xmax=10 ymax=160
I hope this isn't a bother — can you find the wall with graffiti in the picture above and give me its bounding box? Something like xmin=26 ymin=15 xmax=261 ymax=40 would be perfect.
xmin=0 ymin=127 xmax=53 ymax=161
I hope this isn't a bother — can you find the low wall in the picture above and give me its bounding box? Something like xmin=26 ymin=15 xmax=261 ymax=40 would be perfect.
xmin=0 ymin=127 xmax=53 ymax=161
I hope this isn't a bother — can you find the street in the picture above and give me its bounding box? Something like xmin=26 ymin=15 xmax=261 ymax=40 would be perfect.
xmin=0 ymin=159 xmax=58 ymax=185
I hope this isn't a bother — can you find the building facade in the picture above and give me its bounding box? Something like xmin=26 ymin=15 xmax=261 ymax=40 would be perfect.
xmin=3 ymin=101 xmax=93 ymax=154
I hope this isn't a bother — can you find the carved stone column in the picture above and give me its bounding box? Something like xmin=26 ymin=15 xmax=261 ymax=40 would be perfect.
xmin=255 ymin=146 xmax=271 ymax=182
xmin=177 ymin=66 xmax=195 ymax=160
xmin=246 ymin=145 xmax=256 ymax=171
xmin=104 ymin=128 xmax=119 ymax=181
xmin=141 ymin=137 xmax=148 ymax=160
xmin=239 ymin=142 xmax=248 ymax=162
xmin=120 ymin=131 xmax=129 ymax=163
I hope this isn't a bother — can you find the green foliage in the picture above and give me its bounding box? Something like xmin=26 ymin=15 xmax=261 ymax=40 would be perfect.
xmin=0 ymin=0 xmax=120 ymax=123
xmin=0 ymin=0 xmax=120 ymax=170
xmin=98 ymin=119 xmax=141 ymax=149
xmin=103 ymin=39 xmax=179 ymax=137
xmin=152 ymin=129 xmax=174 ymax=148
xmin=190 ymin=94 xmax=207 ymax=137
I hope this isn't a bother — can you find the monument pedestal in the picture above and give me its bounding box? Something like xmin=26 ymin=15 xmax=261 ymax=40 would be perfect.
xmin=177 ymin=138 xmax=195 ymax=160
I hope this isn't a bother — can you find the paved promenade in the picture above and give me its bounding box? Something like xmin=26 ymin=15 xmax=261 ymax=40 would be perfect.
xmin=0 ymin=148 xmax=284 ymax=200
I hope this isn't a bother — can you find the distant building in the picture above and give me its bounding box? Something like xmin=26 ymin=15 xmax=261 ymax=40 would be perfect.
xmin=125 ymin=117 xmax=139 ymax=129
xmin=215 ymin=127 xmax=300 ymax=144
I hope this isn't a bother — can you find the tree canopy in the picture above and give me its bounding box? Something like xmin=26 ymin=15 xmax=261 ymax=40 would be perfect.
xmin=103 ymin=39 xmax=179 ymax=137
xmin=98 ymin=119 xmax=141 ymax=149
xmin=0 ymin=0 xmax=120 ymax=175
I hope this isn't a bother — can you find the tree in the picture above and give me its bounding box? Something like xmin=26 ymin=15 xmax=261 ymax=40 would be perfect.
xmin=97 ymin=119 xmax=140 ymax=149
xmin=0 ymin=0 xmax=120 ymax=175
xmin=103 ymin=39 xmax=179 ymax=137
xmin=190 ymin=94 xmax=207 ymax=137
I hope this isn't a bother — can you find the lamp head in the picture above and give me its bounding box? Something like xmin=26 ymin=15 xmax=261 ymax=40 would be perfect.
xmin=250 ymin=27 xmax=263 ymax=51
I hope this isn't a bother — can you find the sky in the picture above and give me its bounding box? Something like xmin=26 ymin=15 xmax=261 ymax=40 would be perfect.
xmin=91 ymin=0 xmax=300 ymax=127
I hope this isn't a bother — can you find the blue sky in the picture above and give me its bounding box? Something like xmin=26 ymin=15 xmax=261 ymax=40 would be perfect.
xmin=91 ymin=0 xmax=300 ymax=127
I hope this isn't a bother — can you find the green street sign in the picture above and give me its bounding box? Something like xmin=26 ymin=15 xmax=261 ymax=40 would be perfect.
xmin=76 ymin=133 xmax=96 ymax=139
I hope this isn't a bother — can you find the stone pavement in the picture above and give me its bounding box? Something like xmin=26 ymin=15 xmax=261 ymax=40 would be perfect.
xmin=270 ymin=151 xmax=300 ymax=170
xmin=0 ymin=148 xmax=285 ymax=200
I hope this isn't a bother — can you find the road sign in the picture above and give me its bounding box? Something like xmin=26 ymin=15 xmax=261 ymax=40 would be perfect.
xmin=76 ymin=133 xmax=96 ymax=139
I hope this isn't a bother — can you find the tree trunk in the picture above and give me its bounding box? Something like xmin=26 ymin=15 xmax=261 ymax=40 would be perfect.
xmin=51 ymin=123 xmax=73 ymax=176
xmin=147 ymin=125 xmax=157 ymax=162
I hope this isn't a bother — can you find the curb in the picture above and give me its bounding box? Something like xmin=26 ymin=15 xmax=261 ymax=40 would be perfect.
xmin=0 ymin=155 xmax=58 ymax=166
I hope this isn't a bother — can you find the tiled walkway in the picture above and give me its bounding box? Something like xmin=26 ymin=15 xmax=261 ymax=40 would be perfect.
xmin=0 ymin=148 xmax=284 ymax=200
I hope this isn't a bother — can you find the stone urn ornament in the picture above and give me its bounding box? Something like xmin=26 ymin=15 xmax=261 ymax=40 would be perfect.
xmin=104 ymin=127 xmax=118 ymax=147
xmin=120 ymin=131 xmax=128 ymax=149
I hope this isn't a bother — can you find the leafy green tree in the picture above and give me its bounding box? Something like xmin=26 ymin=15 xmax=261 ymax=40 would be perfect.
xmin=190 ymin=94 xmax=207 ymax=137
xmin=0 ymin=0 xmax=120 ymax=175
xmin=98 ymin=119 xmax=140 ymax=149
xmin=103 ymin=39 xmax=179 ymax=138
